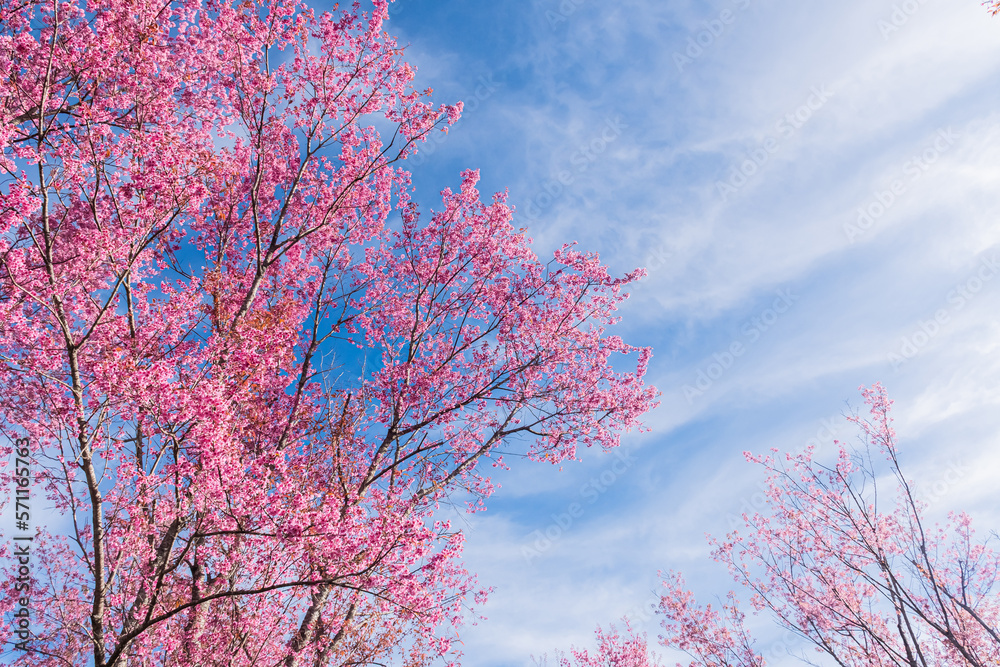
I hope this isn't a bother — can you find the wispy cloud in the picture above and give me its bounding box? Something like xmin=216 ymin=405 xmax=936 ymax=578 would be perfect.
xmin=380 ymin=0 xmax=1000 ymax=664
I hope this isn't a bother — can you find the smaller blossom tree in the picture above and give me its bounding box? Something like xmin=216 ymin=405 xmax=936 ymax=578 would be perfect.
xmin=545 ymin=623 xmax=661 ymax=667
xmin=657 ymin=384 xmax=1000 ymax=666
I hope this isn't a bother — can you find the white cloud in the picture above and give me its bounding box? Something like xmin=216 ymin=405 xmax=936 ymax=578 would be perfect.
xmin=384 ymin=1 xmax=1000 ymax=664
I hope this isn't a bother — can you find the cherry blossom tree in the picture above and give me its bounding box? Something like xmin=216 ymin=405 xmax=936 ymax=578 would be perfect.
xmin=0 ymin=0 xmax=657 ymax=664
xmin=658 ymin=384 xmax=1000 ymax=666
xmin=545 ymin=623 xmax=661 ymax=667
xmin=658 ymin=573 xmax=761 ymax=667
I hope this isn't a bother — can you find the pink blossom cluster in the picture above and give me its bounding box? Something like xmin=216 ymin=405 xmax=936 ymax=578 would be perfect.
xmin=559 ymin=386 xmax=1000 ymax=667
xmin=0 ymin=0 xmax=656 ymax=664
xmin=549 ymin=623 xmax=661 ymax=667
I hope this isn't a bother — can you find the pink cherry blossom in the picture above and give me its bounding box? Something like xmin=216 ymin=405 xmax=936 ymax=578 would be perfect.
xmin=0 ymin=0 xmax=657 ymax=664
xmin=548 ymin=622 xmax=661 ymax=667
xmin=658 ymin=384 xmax=1000 ymax=666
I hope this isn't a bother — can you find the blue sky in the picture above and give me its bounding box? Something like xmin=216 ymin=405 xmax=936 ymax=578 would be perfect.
xmin=372 ymin=1 xmax=1000 ymax=665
